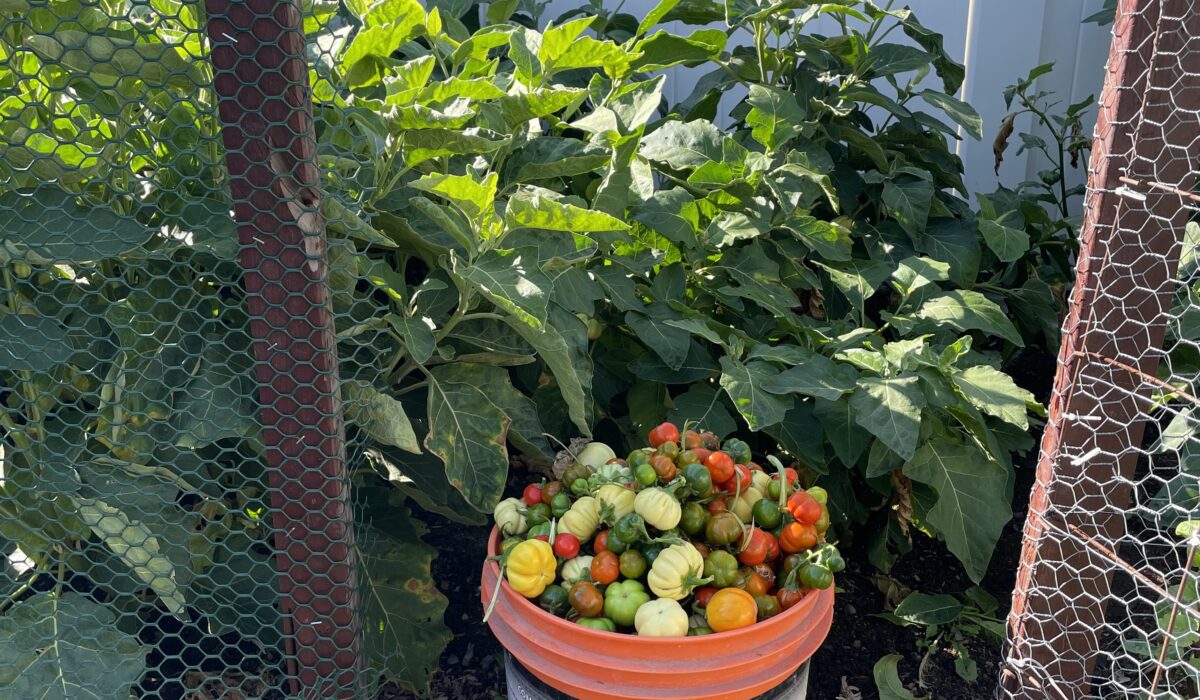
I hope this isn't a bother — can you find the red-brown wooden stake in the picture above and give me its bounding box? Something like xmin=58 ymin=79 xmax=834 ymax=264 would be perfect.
xmin=1002 ymin=1 xmax=1200 ymax=697
xmin=203 ymin=1 xmax=361 ymax=696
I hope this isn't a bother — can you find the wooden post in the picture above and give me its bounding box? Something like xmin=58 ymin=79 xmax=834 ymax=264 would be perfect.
xmin=1002 ymin=0 xmax=1200 ymax=697
xmin=203 ymin=1 xmax=361 ymax=696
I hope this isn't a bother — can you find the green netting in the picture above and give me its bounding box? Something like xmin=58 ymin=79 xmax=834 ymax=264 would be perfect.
xmin=0 ymin=0 xmax=450 ymax=696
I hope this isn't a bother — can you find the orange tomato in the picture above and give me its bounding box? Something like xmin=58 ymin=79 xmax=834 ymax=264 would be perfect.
xmin=706 ymin=588 xmax=758 ymax=632
xmin=778 ymin=522 xmax=818 ymax=553
xmin=590 ymin=550 xmax=620 ymax=585
xmin=736 ymin=567 xmax=771 ymax=597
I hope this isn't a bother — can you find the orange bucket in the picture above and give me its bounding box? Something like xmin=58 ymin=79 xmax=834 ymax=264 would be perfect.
xmin=480 ymin=527 xmax=834 ymax=700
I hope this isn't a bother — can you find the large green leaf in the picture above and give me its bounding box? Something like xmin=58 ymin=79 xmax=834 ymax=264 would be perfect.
xmin=903 ymin=438 xmax=1012 ymax=582
xmin=894 ymin=591 xmax=963 ymax=625
xmin=746 ymin=84 xmax=807 ymax=149
xmin=631 ymin=29 xmax=725 ymax=71
xmin=915 ymin=291 xmax=1024 ymax=346
xmin=951 ymin=365 xmax=1037 ymax=430
xmin=814 ymin=397 xmax=868 ymax=467
xmin=882 ymin=176 xmax=933 ymax=238
xmin=718 ymin=356 xmax=792 ymax=430
xmin=918 ymin=90 xmax=983 ymax=139
xmin=507 ymin=138 xmax=610 ymax=183
xmin=505 ymin=186 xmax=628 ymax=232
xmin=458 ymin=248 xmax=552 ymax=329
xmin=864 ymin=43 xmax=932 ymax=76
xmin=385 ymin=314 xmax=436 ymax=364
xmin=73 ymin=497 xmax=187 ymax=615
xmin=762 ymin=352 xmax=859 ymax=401
xmin=763 ymin=403 xmax=826 ymax=473
xmin=425 ymin=364 xmax=511 ymax=511
xmin=632 ymin=189 xmax=701 ymax=248
xmin=667 ymin=383 xmax=737 ymax=438
xmin=343 ymin=380 xmax=421 ymax=453
xmin=849 ymin=375 xmax=926 ymax=461
xmin=359 ymin=495 xmax=452 ymax=693
xmin=0 ymin=314 xmax=72 ymax=371
xmin=978 ymin=219 xmax=1030 ymax=263
xmin=627 ymin=302 xmax=690 ymax=371
xmin=919 ymin=219 xmax=981 ymax=286
xmin=640 ymin=119 xmax=724 ymax=169
xmin=366 ymin=447 xmax=488 ymax=525
xmin=710 ymin=242 xmax=799 ymax=318
xmin=462 ymin=363 xmax=552 ymax=459
xmin=0 ymin=188 xmax=151 ymax=262
xmin=505 ymin=307 xmax=592 ymax=435
xmin=171 ymin=338 xmax=256 ymax=448
xmin=0 ymin=592 xmax=146 ymax=699
xmin=341 ymin=0 xmax=425 ymax=69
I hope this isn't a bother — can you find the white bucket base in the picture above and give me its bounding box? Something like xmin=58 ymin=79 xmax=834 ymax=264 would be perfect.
xmin=504 ymin=651 xmax=810 ymax=700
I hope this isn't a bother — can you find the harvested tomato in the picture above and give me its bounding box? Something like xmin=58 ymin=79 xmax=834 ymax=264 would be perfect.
xmin=540 ymin=480 xmax=563 ymax=506
xmin=788 ymin=491 xmax=822 ymax=525
xmin=648 ymin=422 xmax=681 ymax=448
xmin=706 ymin=496 xmax=728 ymax=515
xmin=705 ymin=512 xmax=743 ymax=546
xmin=706 ymin=588 xmax=757 ymax=632
xmin=704 ymin=452 xmax=735 ymax=483
xmin=658 ymin=441 xmax=680 ymax=459
xmin=594 ymin=529 xmax=611 ymax=553
xmin=694 ymin=586 xmax=718 ymax=609
xmin=730 ymin=464 xmax=752 ymax=493
xmin=693 ymin=541 xmax=711 ymax=559
xmin=591 ymin=550 xmax=620 ymax=585
xmin=522 ymin=483 xmax=543 ymax=506
xmin=778 ymin=522 xmax=818 ymax=553
xmin=763 ymin=532 xmax=781 ymax=561
xmin=553 ymin=533 xmax=580 ymax=559
xmin=683 ymin=430 xmax=702 ymax=449
xmin=690 ymin=447 xmax=712 ymax=464
xmin=736 ymin=567 xmax=771 ymax=597
xmin=699 ymin=431 xmax=720 ymax=451
xmin=650 ymin=453 xmax=677 ymax=481
xmin=736 ymin=527 xmax=772 ymax=566
xmin=777 ymin=587 xmax=805 ymax=611
xmin=752 ymin=563 xmax=776 ymax=590
xmin=755 ymin=594 xmax=781 ymax=620
xmin=569 ymin=581 xmax=604 ymax=617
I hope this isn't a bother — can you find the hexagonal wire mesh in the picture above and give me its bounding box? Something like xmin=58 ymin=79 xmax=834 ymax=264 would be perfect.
xmin=1001 ymin=1 xmax=1200 ymax=699
xmin=0 ymin=0 xmax=454 ymax=697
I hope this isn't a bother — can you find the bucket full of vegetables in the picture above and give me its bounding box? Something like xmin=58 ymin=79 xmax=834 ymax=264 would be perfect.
xmin=481 ymin=423 xmax=840 ymax=700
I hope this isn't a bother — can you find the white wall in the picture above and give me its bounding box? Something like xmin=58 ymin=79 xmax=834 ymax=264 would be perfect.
xmin=540 ymin=0 xmax=1114 ymax=202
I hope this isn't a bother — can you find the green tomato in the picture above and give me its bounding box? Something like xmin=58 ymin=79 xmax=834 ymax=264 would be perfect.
xmin=550 ymin=492 xmax=572 ymax=518
xmin=635 ymin=463 xmax=657 ymax=487
xmin=605 ymin=533 xmax=628 ymax=554
xmin=619 ymin=549 xmax=648 ymax=579
xmin=613 ymin=513 xmax=648 ymax=545
xmin=799 ymin=563 xmax=834 ymax=590
xmin=688 ymin=625 xmax=714 ymax=636
xmin=751 ymin=499 xmax=782 ymax=530
xmin=703 ymin=550 xmax=739 ymax=588
xmin=658 ymin=441 xmax=680 ymax=459
xmin=500 ymin=537 xmax=523 ymax=557
xmin=679 ymin=502 xmax=708 ymax=536
xmin=628 ymin=449 xmax=652 ymax=469
xmin=705 ymin=512 xmax=742 ymax=546
xmin=538 ymin=584 xmax=570 ymax=615
xmin=755 ymin=594 xmax=781 ymax=620
xmin=577 ymin=617 xmax=617 ymax=632
xmin=570 ymin=478 xmax=591 ymax=496
xmin=767 ymin=479 xmax=783 ymax=501
xmin=526 ymin=503 xmax=552 ymax=526
xmin=826 ymin=554 xmax=846 ymax=573
xmin=806 ymin=486 xmax=828 ymax=504
xmin=640 ymin=542 xmax=665 ymax=567
xmin=603 ymin=579 xmax=651 ymax=626
xmin=527 ymin=522 xmax=551 ymax=538
xmin=682 ymin=463 xmax=712 ymax=498
xmin=722 ymin=438 xmax=752 ymax=465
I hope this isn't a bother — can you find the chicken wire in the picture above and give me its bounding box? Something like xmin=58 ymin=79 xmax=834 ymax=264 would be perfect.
xmin=0 ymin=0 xmax=436 ymax=697
xmin=1002 ymin=1 xmax=1200 ymax=699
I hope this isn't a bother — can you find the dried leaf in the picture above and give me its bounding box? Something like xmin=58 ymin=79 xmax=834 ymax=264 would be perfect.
xmin=993 ymin=114 xmax=1016 ymax=175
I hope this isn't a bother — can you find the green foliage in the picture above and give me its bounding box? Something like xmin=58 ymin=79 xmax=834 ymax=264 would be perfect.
xmin=881 ymin=587 xmax=1006 ymax=685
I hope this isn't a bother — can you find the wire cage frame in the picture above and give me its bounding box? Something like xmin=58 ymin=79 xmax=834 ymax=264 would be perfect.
xmin=1002 ymin=1 xmax=1200 ymax=698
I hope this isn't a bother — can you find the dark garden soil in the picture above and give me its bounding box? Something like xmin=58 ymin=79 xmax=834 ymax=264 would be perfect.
xmin=381 ymin=348 xmax=1057 ymax=700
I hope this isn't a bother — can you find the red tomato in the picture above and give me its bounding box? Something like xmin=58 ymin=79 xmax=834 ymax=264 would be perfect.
xmin=763 ymin=532 xmax=781 ymax=561
xmin=706 ymin=496 xmax=728 ymax=515
xmin=731 ymin=464 xmax=752 ymax=492
xmin=716 ymin=477 xmax=736 ymax=493
xmin=648 ymin=422 xmax=681 ymax=448
xmin=533 ymin=535 xmax=549 ymax=542
xmin=752 ymin=563 xmax=776 ymax=591
xmin=522 ymin=483 xmax=543 ymax=506
xmin=747 ymin=461 xmax=764 ymax=472
xmin=553 ymin=533 xmax=580 ymax=559
xmin=694 ymin=586 xmax=718 ymax=609
xmin=705 ymin=452 xmax=735 ymax=483
xmin=594 ymin=530 xmax=611 ymax=553
xmin=777 ymin=587 xmax=805 ymax=611
xmin=737 ymin=527 xmax=771 ymax=566
xmin=778 ymin=522 xmax=818 ymax=553
xmin=591 ymin=550 xmax=620 ymax=585
xmin=691 ymin=447 xmax=712 ymax=464
xmin=789 ymin=491 xmax=822 ymax=525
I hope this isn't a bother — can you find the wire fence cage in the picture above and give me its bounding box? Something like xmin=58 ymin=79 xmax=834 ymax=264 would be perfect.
xmin=0 ymin=0 xmax=455 ymax=697
xmin=1002 ymin=0 xmax=1200 ymax=699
